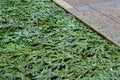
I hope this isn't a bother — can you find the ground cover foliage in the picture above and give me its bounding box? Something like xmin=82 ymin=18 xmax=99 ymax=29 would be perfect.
xmin=0 ymin=0 xmax=120 ymax=80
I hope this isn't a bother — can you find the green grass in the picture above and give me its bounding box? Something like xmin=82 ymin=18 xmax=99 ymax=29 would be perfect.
xmin=0 ymin=0 xmax=120 ymax=80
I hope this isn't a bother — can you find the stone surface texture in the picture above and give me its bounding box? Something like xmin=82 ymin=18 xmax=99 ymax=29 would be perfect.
xmin=54 ymin=0 xmax=120 ymax=46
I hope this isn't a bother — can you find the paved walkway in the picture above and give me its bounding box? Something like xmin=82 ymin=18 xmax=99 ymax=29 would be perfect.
xmin=53 ymin=0 xmax=120 ymax=47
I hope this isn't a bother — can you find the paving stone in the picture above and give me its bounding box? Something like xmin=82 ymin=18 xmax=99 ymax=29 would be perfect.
xmin=53 ymin=0 xmax=120 ymax=47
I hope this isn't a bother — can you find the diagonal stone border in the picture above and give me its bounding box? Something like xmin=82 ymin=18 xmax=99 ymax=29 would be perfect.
xmin=53 ymin=0 xmax=120 ymax=47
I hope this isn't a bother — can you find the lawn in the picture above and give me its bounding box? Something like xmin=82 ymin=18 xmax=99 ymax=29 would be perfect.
xmin=0 ymin=0 xmax=120 ymax=80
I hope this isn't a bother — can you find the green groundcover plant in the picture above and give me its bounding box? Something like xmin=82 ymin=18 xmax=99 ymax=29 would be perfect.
xmin=0 ymin=0 xmax=120 ymax=80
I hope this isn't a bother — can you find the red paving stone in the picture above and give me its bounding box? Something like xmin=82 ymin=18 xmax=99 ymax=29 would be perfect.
xmin=64 ymin=0 xmax=113 ymax=7
xmin=53 ymin=0 xmax=120 ymax=47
